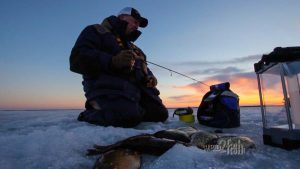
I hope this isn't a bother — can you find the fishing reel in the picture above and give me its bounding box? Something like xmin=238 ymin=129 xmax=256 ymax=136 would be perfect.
xmin=173 ymin=107 xmax=195 ymax=123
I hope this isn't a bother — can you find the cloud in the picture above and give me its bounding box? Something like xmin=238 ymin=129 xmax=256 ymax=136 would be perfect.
xmin=187 ymin=71 xmax=283 ymax=105
xmin=168 ymin=95 xmax=195 ymax=101
xmin=189 ymin=66 xmax=244 ymax=75
xmin=179 ymin=54 xmax=262 ymax=66
xmin=233 ymin=55 xmax=263 ymax=63
xmin=164 ymin=71 xmax=265 ymax=107
xmin=163 ymin=69 xmax=284 ymax=107
xmin=164 ymin=94 xmax=202 ymax=108
xmin=205 ymin=72 xmax=256 ymax=82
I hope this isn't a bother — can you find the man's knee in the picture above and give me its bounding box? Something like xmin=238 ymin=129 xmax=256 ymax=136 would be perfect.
xmin=160 ymin=107 xmax=169 ymax=122
xmin=77 ymin=109 xmax=107 ymax=126
xmin=78 ymin=107 xmax=143 ymax=128
xmin=116 ymin=111 xmax=143 ymax=127
xmin=154 ymin=105 xmax=169 ymax=122
xmin=142 ymin=102 xmax=169 ymax=122
xmin=80 ymin=95 xmax=145 ymax=127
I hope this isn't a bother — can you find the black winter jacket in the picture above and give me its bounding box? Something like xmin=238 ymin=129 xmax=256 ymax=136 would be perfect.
xmin=70 ymin=16 xmax=158 ymax=102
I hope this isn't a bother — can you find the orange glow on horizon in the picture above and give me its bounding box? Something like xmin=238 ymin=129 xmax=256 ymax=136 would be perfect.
xmin=0 ymin=96 xmax=85 ymax=110
xmin=1 ymin=73 xmax=285 ymax=110
xmin=163 ymin=74 xmax=284 ymax=108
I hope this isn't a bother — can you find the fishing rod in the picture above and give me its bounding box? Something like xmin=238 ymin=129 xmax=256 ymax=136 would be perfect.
xmin=129 ymin=45 xmax=209 ymax=87
xmin=145 ymin=60 xmax=210 ymax=87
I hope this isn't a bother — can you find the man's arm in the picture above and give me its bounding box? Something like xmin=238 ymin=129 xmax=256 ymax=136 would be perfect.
xmin=131 ymin=43 xmax=158 ymax=88
xmin=69 ymin=25 xmax=112 ymax=76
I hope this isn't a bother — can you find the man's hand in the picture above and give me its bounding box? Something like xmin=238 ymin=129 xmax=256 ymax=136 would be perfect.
xmin=146 ymin=75 xmax=157 ymax=87
xmin=111 ymin=50 xmax=135 ymax=73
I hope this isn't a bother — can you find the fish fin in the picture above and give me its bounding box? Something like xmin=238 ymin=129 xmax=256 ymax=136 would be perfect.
xmin=93 ymin=144 xmax=107 ymax=149
xmin=93 ymin=144 xmax=115 ymax=153
xmin=86 ymin=148 xmax=103 ymax=156
xmin=85 ymin=144 xmax=114 ymax=156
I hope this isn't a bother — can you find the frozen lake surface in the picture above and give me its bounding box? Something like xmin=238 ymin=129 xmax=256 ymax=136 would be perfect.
xmin=0 ymin=107 xmax=299 ymax=169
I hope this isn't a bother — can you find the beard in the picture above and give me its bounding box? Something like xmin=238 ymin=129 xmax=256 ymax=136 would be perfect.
xmin=125 ymin=29 xmax=141 ymax=42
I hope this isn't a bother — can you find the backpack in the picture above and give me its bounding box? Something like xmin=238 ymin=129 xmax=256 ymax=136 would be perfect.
xmin=197 ymin=82 xmax=240 ymax=128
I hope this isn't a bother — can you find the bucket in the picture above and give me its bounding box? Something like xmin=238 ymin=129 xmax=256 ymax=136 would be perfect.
xmin=173 ymin=107 xmax=195 ymax=123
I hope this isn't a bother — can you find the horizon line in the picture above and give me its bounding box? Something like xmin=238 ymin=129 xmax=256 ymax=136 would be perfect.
xmin=0 ymin=105 xmax=274 ymax=111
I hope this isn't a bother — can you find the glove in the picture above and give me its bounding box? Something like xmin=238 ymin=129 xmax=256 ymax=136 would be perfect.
xmin=111 ymin=50 xmax=135 ymax=73
xmin=145 ymin=75 xmax=158 ymax=88
xmin=132 ymin=49 xmax=148 ymax=75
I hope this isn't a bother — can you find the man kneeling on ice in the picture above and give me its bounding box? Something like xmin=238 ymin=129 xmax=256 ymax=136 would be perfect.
xmin=69 ymin=7 xmax=168 ymax=127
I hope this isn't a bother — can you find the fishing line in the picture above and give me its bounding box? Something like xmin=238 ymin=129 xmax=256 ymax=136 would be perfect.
xmin=145 ymin=60 xmax=210 ymax=87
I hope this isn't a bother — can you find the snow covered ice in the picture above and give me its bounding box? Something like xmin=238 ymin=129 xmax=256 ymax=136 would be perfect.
xmin=0 ymin=107 xmax=299 ymax=169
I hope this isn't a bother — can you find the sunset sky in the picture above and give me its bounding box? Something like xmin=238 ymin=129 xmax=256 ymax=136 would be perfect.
xmin=1 ymin=0 xmax=299 ymax=109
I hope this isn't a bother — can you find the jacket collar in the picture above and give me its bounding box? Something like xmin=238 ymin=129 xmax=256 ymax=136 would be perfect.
xmin=101 ymin=15 xmax=141 ymax=42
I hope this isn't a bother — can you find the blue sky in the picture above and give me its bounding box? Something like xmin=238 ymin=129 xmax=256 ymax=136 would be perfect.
xmin=0 ymin=0 xmax=299 ymax=109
